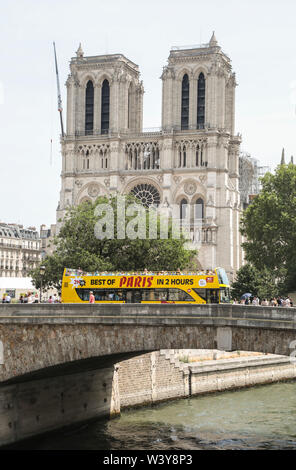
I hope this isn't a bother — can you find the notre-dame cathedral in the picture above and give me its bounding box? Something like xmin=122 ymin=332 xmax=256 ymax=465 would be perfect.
xmin=57 ymin=33 xmax=243 ymax=280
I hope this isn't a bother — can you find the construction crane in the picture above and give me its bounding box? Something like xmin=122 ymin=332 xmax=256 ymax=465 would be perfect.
xmin=53 ymin=41 xmax=65 ymax=137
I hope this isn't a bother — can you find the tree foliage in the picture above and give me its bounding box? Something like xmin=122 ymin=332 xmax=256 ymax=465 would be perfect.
xmin=231 ymin=263 xmax=279 ymax=300
xmin=30 ymin=195 xmax=197 ymax=291
xmin=240 ymin=163 xmax=296 ymax=292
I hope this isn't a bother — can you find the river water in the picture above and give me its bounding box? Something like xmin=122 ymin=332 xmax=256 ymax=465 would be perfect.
xmin=5 ymin=381 xmax=296 ymax=450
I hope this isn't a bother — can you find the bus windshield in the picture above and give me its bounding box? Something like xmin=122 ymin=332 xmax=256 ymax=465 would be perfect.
xmin=216 ymin=268 xmax=230 ymax=286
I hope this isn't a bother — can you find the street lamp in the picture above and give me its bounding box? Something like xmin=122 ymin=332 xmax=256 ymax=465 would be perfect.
xmin=39 ymin=265 xmax=46 ymax=303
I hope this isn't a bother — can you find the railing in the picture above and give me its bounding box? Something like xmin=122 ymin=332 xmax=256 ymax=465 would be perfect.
xmin=64 ymin=268 xmax=216 ymax=277
xmin=63 ymin=124 xmax=222 ymax=140
xmin=0 ymin=242 xmax=22 ymax=249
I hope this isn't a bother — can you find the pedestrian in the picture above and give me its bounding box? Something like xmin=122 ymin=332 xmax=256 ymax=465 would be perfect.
xmin=5 ymin=294 xmax=11 ymax=303
xmin=48 ymin=296 xmax=53 ymax=304
xmin=89 ymin=291 xmax=95 ymax=304
xmin=34 ymin=294 xmax=39 ymax=303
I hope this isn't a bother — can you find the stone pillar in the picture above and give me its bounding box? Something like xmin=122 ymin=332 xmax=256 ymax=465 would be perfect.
xmin=66 ymin=77 xmax=75 ymax=135
xmin=217 ymin=74 xmax=226 ymax=128
xmin=75 ymin=84 xmax=85 ymax=133
xmin=110 ymin=79 xmax=118 ymax=133
xmin=137 ymin=84 xmax=144 ymax=132
xmin=161 ymin=138 xmax=174 ymax=170
xmin=109 ymin=141 xmax=120 ymax=171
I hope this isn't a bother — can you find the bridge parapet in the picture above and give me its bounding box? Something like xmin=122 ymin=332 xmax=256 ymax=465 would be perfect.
xmin=0 ymin=303 xmax=295 ymax=330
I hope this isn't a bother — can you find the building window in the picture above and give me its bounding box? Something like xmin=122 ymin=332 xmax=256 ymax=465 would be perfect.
xmin=182 ymin=145 xmax=186 ymax=167
xmin=180 ymin=198 xmax=188 ymax=220
xmin=101 ymin=79 xmax=110 ymax=134
xmin=83 ymin=150 xmax=90 ymax=170
xmin=195 ymin=143 xmax=207 ymax=167
xmin=85 ymin=81 xmax=94 ymax=135
xmin=197 ymin=73 xmax=205 ymax=129
xmin=181 ymin=74 xmax=189 ymax=130
xmin=130 ymin=184 xmax=161 ymax=207
xmin=194 ymin=198 xmax=204 ymax=219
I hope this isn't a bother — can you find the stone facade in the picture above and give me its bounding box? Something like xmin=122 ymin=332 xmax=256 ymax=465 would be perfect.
xmin=57 ymin=33 xmax=243 ymax=280
xmin=40 ymin=224 xmax=56 ymax=259
xmin=0 ymin=223 xmax=41 ymax=278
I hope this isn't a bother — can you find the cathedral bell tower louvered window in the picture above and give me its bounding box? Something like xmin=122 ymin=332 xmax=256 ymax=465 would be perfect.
xmin=85 ymin=81 xmax=94 ymax=135
xmin=181 ymin=74 xmax=189 ymax=130
xmin=197 ymin=73 xmax=205 ymax=129
xmin=101 ymin=80 xmax=110 ymax=134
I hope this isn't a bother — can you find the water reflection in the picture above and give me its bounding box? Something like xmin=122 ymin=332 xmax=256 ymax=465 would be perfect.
xmin=4 ymin=381 xmax=296 ymax=450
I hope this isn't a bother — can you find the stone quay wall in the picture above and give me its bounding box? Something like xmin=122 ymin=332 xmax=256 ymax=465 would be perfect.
xmin=117 ymin=350 xmax=296 ymax=409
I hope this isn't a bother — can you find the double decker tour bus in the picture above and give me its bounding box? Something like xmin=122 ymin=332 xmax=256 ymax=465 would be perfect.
xmin=61 ymin=267 xmax=230 ymax=304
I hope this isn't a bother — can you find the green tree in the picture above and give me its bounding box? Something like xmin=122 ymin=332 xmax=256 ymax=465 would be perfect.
xmin=240 ymin=163 xmax=296 ymax=292
xmin=231 ymin=263 xmax=279 ymax=301
xmin=31 ymin=195 xmax=196 ymax=290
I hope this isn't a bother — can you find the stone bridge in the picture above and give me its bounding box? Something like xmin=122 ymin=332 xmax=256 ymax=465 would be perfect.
xmin=1 ymin=303 xmax=296 ymax=446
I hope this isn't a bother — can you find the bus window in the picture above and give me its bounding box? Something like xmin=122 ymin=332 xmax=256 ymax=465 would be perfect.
xmin=154 ymin=289 xmax=168 ymax=301
xmin=193 ymin=288 xmax=219 ymax=303
xmin=220 ymin=287 xmax=231 ymax=303
xmin=168 ymin=289 xmax=194 ymax=302
xmin=209 ymin=290 xmax=219 ymax=304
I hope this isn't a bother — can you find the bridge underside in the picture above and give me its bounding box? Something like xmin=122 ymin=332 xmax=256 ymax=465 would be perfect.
xmin=2 ymin=351 xmax=150 ymax=386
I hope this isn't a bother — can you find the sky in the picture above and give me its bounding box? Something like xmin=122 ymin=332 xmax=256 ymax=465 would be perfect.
xmin=0 ymin=0 xmax=296 ymax=229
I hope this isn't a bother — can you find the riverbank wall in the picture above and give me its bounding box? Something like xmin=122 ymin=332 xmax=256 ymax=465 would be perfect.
xmin=117 ymin=350 xmax=296 ymax=408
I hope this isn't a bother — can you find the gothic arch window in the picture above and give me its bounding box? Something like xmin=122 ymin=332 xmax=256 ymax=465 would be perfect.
xmin=182 ymin=145 xmax=186 ymax=167
xmin=101 ymin=79 xmax=110 ymax=134
xmin=83 ymin=150 xmax=90 ymax=170
xmin=196 ymin=145 xmax=200 ymax=166
xmin=85 ymin=81 xmax=94 ymax=135
xmin=130 ymin=184 xmax=161 ymax=207
xmin=195 ymin=143 xmax=207 ymax=167
xmin=181 ymin=74 xmax=189 ymax=130
xmin=194 ymin=197 xmax=204 ymax=220
xmin=180 ymin=198 xmax=188 ymax=220
xmin=197 ymin=73 xmax=205 ymax=129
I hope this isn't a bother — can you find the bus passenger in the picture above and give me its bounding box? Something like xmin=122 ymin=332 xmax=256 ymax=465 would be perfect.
xmin=89 ymin=291 xmax=95 ymax=304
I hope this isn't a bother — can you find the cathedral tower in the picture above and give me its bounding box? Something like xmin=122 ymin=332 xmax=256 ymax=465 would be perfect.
xmin=57 ymin=34 xmax=242 ymax=280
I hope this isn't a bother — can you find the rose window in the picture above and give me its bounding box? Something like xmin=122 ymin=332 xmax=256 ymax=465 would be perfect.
xmin=130 ymin=184 xmax=161 ymax=207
